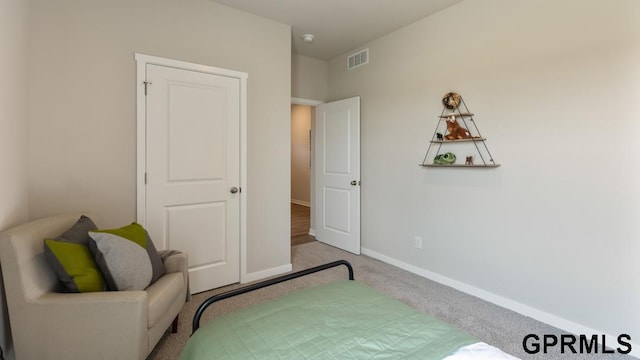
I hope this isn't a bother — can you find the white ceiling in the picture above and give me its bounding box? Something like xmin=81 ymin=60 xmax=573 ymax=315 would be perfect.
xmin=210 ymin=0 xmax=464 ymax=60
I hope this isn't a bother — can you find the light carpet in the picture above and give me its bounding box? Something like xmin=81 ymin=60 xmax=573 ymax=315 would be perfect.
xmin=148 ymin=241 xmax=636 ymax=360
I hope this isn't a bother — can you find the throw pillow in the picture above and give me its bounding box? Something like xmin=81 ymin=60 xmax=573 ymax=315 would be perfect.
xmin=56 ymin=215 xmax=98 ymax=245
xmin=89 ymin=223 xmax=166 ymax=291
xmin=44 ymin=239 xmax=106 ymax=293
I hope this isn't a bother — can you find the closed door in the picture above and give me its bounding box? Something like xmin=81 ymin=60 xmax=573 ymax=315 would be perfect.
xmin=143 ymin=62 xmax=241 ymax=294
xmin=314 ymin=97 xmax=361 ymax=254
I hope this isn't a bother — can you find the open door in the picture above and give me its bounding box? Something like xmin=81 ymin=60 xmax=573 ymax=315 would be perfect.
xmin=314 ymin=97 xmax=360 ymax=254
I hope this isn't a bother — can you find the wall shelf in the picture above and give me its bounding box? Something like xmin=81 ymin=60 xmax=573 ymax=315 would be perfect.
xmin=419 ymin=164 xmax=501 ymax=168
xmin=438 ymin=113 xmax=474 ymax=118
xmin=430 ymin=138 xmax=486 ymax=144
xmin=421 ymin=93 xmax=499 ymax=168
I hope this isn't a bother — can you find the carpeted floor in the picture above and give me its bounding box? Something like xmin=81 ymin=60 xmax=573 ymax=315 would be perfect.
xmin=148 ymin=241 xmax=637 ymax=360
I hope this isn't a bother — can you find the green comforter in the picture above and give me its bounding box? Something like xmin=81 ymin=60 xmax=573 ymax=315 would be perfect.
xmin=180 ymin=280 xmax=477 ymax=360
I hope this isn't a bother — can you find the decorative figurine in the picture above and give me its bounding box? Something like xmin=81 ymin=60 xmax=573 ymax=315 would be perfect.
xmin=436 ymin=133 xmax=444 ymax=141
xmin=433 ymin=152 xmax=456 ymax=165
xmin=444 ymin=116 xmax=472 ymax=140
xmin=465 ymin=156 xmax=474 ymax=165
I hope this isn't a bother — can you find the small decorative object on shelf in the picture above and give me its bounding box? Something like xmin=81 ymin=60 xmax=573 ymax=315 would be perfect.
xmin=421 ymin=92 xmax=500 ymax=168
xmin=465 ymin=156 xmax=474 ymax=165
xmin=433 ymin=152 xmax=456 ymax=165
xmin=442 ymin=92 xmax=461 ymax=110
xmin=444 ymin=115 xmax=473 ymax=140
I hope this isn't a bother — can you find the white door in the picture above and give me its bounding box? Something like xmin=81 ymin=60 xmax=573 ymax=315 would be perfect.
xmin=314 ymin=97 xmax=361 ymax=254
xmin=143 ymin=62 xmax=241 ymax=294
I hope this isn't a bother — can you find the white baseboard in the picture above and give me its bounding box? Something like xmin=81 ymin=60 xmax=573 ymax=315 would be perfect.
xmin=360 ymin=247 xmax=639 ymax=358
xmin=242 ymin=263 xmax=292 ymax=284
xmin=308 ymin=228 xmax=316 ymax=237
xmin=291 ymin=199 xmax=311 ymax=207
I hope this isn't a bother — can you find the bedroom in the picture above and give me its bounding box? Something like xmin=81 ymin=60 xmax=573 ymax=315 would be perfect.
xmin=1 ymin=0 xmax=638 ymax=359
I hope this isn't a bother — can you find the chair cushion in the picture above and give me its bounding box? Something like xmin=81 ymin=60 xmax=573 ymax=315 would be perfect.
xmin=89 ymin=223 xmax=166 ymax=291
xmin=146 ymin=272 xmax=184 ymax=328
xmin=43 ymin=239 xmax=106 ymax=292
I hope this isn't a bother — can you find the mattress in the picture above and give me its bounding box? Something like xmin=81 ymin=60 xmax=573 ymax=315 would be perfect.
xmin=180 ymin=280 xmax=514 ymax=360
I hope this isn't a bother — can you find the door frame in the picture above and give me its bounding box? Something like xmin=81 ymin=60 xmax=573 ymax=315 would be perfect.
xmin=135 ymin=53 xmax=248 ymax=282
xmin=291 ymin=97 xmax=324 ymax=237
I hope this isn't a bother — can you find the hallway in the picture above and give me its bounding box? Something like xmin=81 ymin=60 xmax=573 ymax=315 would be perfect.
xmin=291 ymin=203 xmax=314 ymax=246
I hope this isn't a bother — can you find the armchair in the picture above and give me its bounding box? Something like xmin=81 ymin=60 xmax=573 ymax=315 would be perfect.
xmin=0 ymin=214 xmax=188 ymax=360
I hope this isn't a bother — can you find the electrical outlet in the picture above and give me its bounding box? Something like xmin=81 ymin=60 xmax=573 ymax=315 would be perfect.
xmin=414 ymin=236 xmax=423 ymax=249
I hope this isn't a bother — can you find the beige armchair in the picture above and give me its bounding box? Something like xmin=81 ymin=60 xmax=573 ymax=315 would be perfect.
xmin=0 ymin=213 xmax=188 ymax=360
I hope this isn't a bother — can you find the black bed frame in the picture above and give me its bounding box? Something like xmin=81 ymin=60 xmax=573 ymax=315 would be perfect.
xmin=191 ymin=260 xmax=354 ymax=334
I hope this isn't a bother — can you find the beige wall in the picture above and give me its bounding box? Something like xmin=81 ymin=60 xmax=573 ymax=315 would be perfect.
xmin=0 ymin=0 xmax=30 ymax=231
xmin=291 ymin=105 xmax=311 ymax=205
xmin=329 ymin=0 xmax=640 ymax=353
xmin=27 ymin=0 xmax=292 ymax=276
xmin=0 ymin=0 xmax=30 ymax=357
xmin=292 ymin=54 xmax=329 ymax=101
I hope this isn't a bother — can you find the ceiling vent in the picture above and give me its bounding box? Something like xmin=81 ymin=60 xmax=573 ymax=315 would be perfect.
xmin=347 ymin=48 xmax=369 ymax=70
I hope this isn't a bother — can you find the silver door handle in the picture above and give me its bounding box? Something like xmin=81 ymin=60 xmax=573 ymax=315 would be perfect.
xmin=350 ymin=180 xmax=358 ymax=186
xmin=230 ymin=187 xmax=239 ymax=194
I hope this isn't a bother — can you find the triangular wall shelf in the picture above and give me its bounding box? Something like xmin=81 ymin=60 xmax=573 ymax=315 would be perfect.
xmin=420 ymin=93 xmax=500 ymax=168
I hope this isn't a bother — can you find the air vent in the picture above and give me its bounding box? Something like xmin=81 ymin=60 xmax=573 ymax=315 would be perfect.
xmin=347 ymin=48 xmax=369 ymax=70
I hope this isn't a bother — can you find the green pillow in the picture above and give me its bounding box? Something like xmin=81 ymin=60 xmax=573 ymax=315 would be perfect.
xmin=89 ymin=223 xmax=166 ymax=291
xmin=44 ymin=239 xmax=106 ymax=293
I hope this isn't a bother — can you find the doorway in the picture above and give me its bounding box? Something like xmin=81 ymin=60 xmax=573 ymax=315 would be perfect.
xmin=291 ymin=103 xmax=314 ymax=246
xmin=289 ymin=97 xmax=361 ymax=254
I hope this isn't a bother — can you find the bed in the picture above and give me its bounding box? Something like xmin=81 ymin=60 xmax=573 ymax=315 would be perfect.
xmin=180 ymin=260 xmax=519 ymax=360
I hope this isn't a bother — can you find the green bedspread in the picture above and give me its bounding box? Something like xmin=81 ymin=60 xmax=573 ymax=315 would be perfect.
xmin=180 ymin=280 xmax=477 ymax=360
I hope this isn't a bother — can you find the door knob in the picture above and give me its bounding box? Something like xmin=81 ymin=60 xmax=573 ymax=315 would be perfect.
xmin=230 ymin=187 xmax=239 ymax=194
xmin=350 ymin=180 xmax=357 ymax=186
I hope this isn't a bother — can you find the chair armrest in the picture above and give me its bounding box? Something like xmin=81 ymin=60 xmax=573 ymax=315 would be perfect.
xmin=16 ymin=291 xmax=148 ymax=359
xmin=159 ymin=250 xmax=190 ymax=301
xmin=160 ymin=251 xmax=188 ymax=274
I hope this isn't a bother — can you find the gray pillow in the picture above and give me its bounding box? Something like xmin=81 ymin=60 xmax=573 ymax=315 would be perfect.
xmin=88 ymin=223 xmax=166 ymax=291
xmin=56 ymin=215 xmax=98 ymax=245
xmin=89 ymin=231 xmax=152 ymax=291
